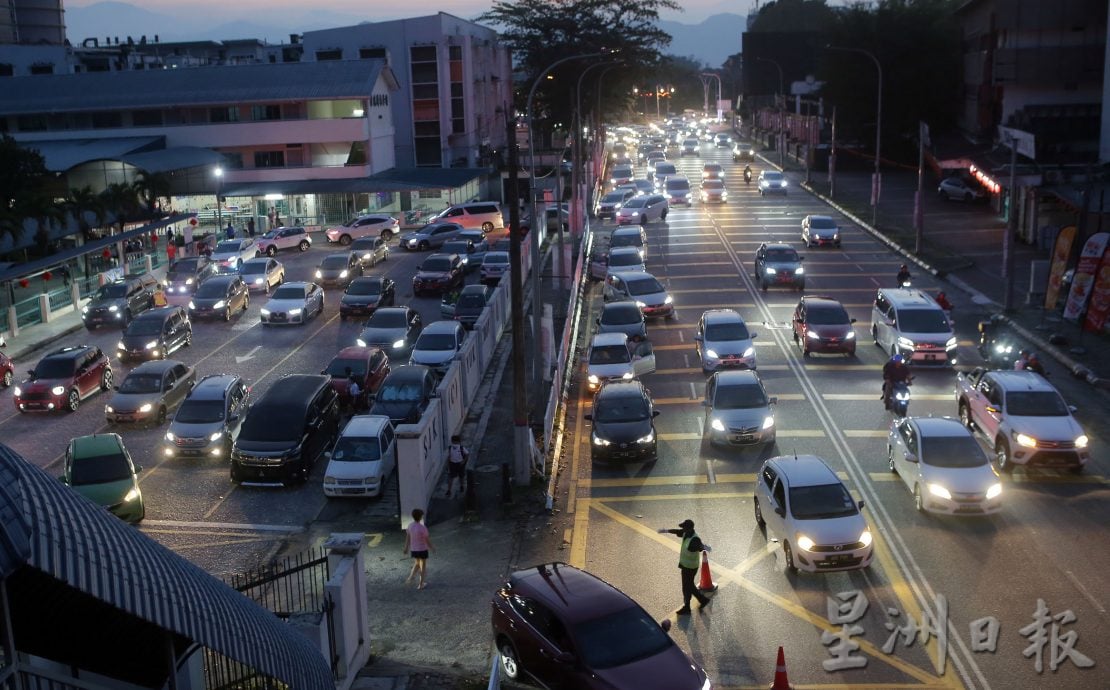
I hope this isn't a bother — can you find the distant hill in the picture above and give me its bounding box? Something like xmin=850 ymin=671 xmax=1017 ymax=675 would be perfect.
xmin=660 ymin=13 xmax=746 ymax=68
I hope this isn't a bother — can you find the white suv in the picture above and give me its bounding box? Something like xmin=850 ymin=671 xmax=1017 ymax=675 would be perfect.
xmin=754 ymin=455 xmax=873 ymax=574
xmin=431 ymin=201 xmax=504 ymax=233
xmin=870 ymin=288 xmax=956 ymax=364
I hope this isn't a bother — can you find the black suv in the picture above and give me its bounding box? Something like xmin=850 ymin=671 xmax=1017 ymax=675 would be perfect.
xmin=166 ymin=257 xmax=217 ymax=298
xmin=164 ymin=374 xmax=250 ymax=459
xmin=412 ymin=253 xmax=464 ymax=296
xmin=369 ymin=365 xmax=437 ymax=424
xmin=82 ymin=273 xmax=157 ymax=328
xmin=586 ymin=380 xmax=659 ymax=463
xmin=753 ymin=243 xmax=805 ymax=291
xmin=230 ymin=374 xmax=339 ymax=485
xmin=188 ymin=274 xmax=250 ymax=321
xmin=117 ymin=306 xmax=192 ymax=362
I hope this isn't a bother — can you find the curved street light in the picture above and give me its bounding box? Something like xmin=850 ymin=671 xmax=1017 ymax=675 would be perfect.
xmin=826 ymin=44 xmax=883 ymax=225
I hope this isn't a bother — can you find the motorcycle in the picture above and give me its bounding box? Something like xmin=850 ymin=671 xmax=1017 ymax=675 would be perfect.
xmin=743 ymin=168 xmax=752 ymax=185
xmin=977 ymin=319 xmax=1016 ymax=368
xmin=885 ymin=377 xmax=913 ymax=417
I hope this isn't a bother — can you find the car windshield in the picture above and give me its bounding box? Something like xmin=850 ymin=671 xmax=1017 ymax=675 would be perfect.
xmin=703 ymin=180 xmax=725 ymax=190
xmin=240 ymin=403 xmax=308 ymax=442
xmin=378 ymin=383 xmax=423 ymax=402
xmin=897 ymin=309 xmax=951 ymax=334
xmin=622 ymin=198 xmax=647 ymax=209
xmin=118 ymin=373 xmax=162 ymax=394
xmin=789 ymin=483 xmax=858 ymax=519
xmin=457 ymin=294 xmax=486 ymax=309
xmin=602 ymin=305 xmax=641 ymax=325
xmin=321 ymin=256 xmax=349 ymax=269
xmin=442 ymin=242 xmax=470 ymax=253
xmin=656 ymin=165 xmax=676 ymax=175
xmin=215 ymin=241 xmax=241 ymax=253
xmin=94 ymin=283 xmax=128 ymax=299
xmin=325 ymin=357 xmax=367 ymax=378
xmin=714 ymin=383 xmax=767 ymax=409
xmin=572 ymin=606 xmax=671 ymax=669
xmin=595 ymin=396 xmax=649 ymax=422
xmin=194 ymin=281 xmax=229 ymax=298
xmin=34 ymin=358 xmax=75 ymax=379
xmin=368 ymin=311 xmax=407 ymax=328
xmin=921 ymin=435 xmax=989 ymax=467
xmin=602 ymin=192 xmax=626 ymax=203
xmin=70 ymin=451 xmax=132 ymax=485
xmin=174 ymin=399 xmax=224 ymax=423
xmin=806 ymin=305 xmax=851 ymax=325
xmin=126 ymin=320 xmax=163 ymax=336
xmin=809 ymin=217 xmax=837 ymax=229
xmin=1006 ymin=391 xmax=1070 ymax=416
xmin=240 ymin=262 xmax=266 ymax=275
xmin=347 ymin=280 xmax=382 ymax=296
xmin=626 ymin=277 xmax=664 ymax=296
xmin=271 ymin=286 xmax=306 ymax=300
xmin=764 ymin=249 xmax=798 ymax=262
xmin=421 ymin=258 xmax=451 ymax=272
xmin=330 ymin=436 xmax=381 ymax=462
xmin=589 ymin=345 xmax=630 ymax=365
xmin=351 ymin=239 xmax=377 ymax=251
xmin=485 ymin=254 xmax=508 ymax=265
xmin=613 ymin=166 xmax=632 ymax=177
xmin=763 ymin=172 xmax=784 ymax=182
xmin=416 ymin=333 xmax=456 ymax=350
xmin=705 ymin=322 xmax=749 ymax=341
xmin=609 ymin=253 xmax=642 ymax=268
xmin=665 ymin=180 xmax=690 ymax=191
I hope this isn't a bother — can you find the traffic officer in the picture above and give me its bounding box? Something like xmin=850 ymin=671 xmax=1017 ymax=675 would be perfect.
xmin=658 ymin=519 xmax=712 ymax=614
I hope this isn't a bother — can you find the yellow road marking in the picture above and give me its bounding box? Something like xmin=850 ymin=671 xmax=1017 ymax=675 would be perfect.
xmin=569 ymin=498 xmax=590 ymax=568
xmin=845 ymin=430 xmax=892 ymax=438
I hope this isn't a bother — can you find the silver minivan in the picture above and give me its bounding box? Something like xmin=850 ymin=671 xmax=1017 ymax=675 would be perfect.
xmin=870 ymin=288 xmax=956 ymax=365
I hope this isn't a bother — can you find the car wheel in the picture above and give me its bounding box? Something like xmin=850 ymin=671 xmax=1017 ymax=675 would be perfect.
xmin=498 ymin=639 xmax=521 ymax=680
xmin=754 ymin=498 xmax=765 ymax=527
xmin=224 ymin=307 xmax=232 ymax=322
xmin=298 ymin=240 xmax=310 ymax=252
xmin=67 ymin=389 xmax=80 ymax=412
xmin=995 ymin=439 xmax=1014 ymax=473
xmin=783 ymin=542 xmax=798 ymax=574
xmin=888 ymin=446 xmax=896 ymax=472
xmin=418 ymin=240 xmax=429 ymax=251
xmin=184 ymin=330 xmax=193 ymax=347
xmin=661 ymin=209 xmax=668 ymax=220
xmin=267 ymin=245 xmax=277 ymax=256
xmin=761 ymin=280 xmax=768 ymax=292
xmin=802 ymin=343 xmax=810 ymax=358
xmin=913 ymin=484 xmax=925 ymax=512
xmin=872 ymin=326 xmax=881 ymax=346
xmin=101 ymin=368 xmax=113 ymax=391
xmin=938 ymin=189 xmax=947 ymax=200
xmin=959 ymin=402 xmax=972 ymax=429
xmin=482 ymin=221 xmax=494 ymax=233
xmin=339 ymin=234 xmax=352 ymax=246
xmin=243 ymin=296 xmax=249 ymax=312
xmin=2 ymin=370 xmax=11 ymax=387
xmin=156 ymin=406 xmax=167 ymax=426
xmin=122 ymin=309 xmax=132 ymax=327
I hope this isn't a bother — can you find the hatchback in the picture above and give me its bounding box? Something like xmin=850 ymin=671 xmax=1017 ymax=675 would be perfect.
xmin=315 ymin=252 xmax=363 ymax=289
xmin=14 ymin=345 xmax=113 ymax=413
xmin=937 ymin=176 xmax=985 ymax=202
xmin=238 ymin=257 xmax=284 ymax=292
xmin=357 ymin=307 xmax=422 ymax=358
xmin=409 ymin=320 xmax=466 ymax=374
xmin=368 ymin=365 xmax=438 ymax=424
xmin=758 ymin=170 xmax=788 ymax=196
xmin=604 ymin=271 xmax=673 ymax=319
xmin=703 ymin=370 xmax=777 ymax=448
xmin=105 ymin=359 xmax=195 ymax=426
xmin=792 ymin=296 xmax=857 ymax=357
xmin=340 ymin=277 xmax=395 ymax=319
xmin=163 ymin=373 xmax=250 ymax=459
xmin=585 ymin=332 xmax=656 ymax=391
xmin=754 ymin=455 xmax=873 ymax=574
xmin=116 ymin=307 xmax=192 ymax=361
xmin=61 ymin=433 xmax=144 ymax=523
xmin=595 ymin=300 xmax=647 ymax=340
xmin=888 ymin=416 xmax=1002 ymax=515
xmin=695 ymin=309 xmax=758 ymax=372
xmin=188 ymin=274 xmax=250 ymax=321
xmin=754 ymin=243 xmax=805 ymax=291
xmin=349 ymin=236 xmax=390 ymax=268
xmin=323 ymin=414 xmax=397 ymax=498
xmin=323 ymin=346 xmax=390 ymax=409
xmin=801 ymin=215 xmax=841 ymax=247
xmin=587 ymin=380 xmax=659 ymax=463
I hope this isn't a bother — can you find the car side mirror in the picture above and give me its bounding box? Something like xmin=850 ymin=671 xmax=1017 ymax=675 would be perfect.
xmin=135 ymin=465 xmax=144 ymax=473
xmin=850 ymin=318 xmax=858 ymax=323
xmin=750 ymin=332 xmax=759 ymax=339
xmin=857 ymin=500 xmax=865 ymax=510
xmin=584 ymin=413 xmax=593 ymax=421
xmin=660 ymin=618 xmax=672 ymax=633
xmin=652 ymin=410 xmax=660 ymax=417
xmin=774 ymin=507 xmax=785 ymax=518
xmin=985 ymin=405 xmax=999 ymax=414
xmin=904 ymin=452 xmax=919 ymax=463
xmin=228 ymin=414 xmax=239 ymax=423
xmin=27 ymin=370 xmax=36 ymax=378
xmin=693 ymin=334 xmax=702 ymax=341
xmin=1069 ymin=405 xmax=1077 ymax=413
xmin=799 ymin=256 xmax=806 ymax=261
xmin=324 ymin=451 xmax=332 ymax=459
xmin=769 ymin=396 xmax=778 ymax=405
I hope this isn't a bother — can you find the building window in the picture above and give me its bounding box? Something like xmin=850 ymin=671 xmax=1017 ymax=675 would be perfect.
xmin=29 ymin=63 xmax=54 ymax=75
xmin=449 ymin=45 xmax=462 ymax=61
xmin=222 ymin=152 xmax=244 ymax=169
xmin=411 ymin=45 xmax=441 ymax=167
xmin=133 ymin=110 xmax=163 ymax=127
xmin=359 ymin=47 xmax=386 ymax=59
xmin=411 ymin=45 xmax=437 ymax=62
xmin=315 ymin=49 xmax=342 ymax=61
xmin=91 ymin=112 xmax=122 ymax=128
xmin=254 ymin=151 xmax=286 ymax=168
xmin=414 ymin=138 xmax=442 ymax=167
xmin=210 ymin=107 xmax=240 ymax=123
xmin=346 ymin=141 xmax=367 ymax=166
xmin=251 ymin=104 xmax=282 ymax=121
xmin=413 ymin=100 xmax=440 ymax=122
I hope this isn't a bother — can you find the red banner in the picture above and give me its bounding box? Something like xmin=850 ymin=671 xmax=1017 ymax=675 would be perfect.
xmin=1063 ymin=232 xmax=1109 ymax=321
xmin=1044 ymin=225 xmax=1076 ymax=311
xmin=1082 ymin=247 xmax=1110 ymax=333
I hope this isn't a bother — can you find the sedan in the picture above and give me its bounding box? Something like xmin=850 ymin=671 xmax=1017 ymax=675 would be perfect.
xmin=603 ymin=271 xmax=673 ymax=319
xmin=792 ymin=295 xmax=856 ymax=357
xmin=238 ymin=257 xmax=284 ymax=292
xmin=357 ymin=307 xmax=422 ymax=358
xmin=480 ymin=251 xmax=510 ymax=286
xmin=105 ymin=359 xmax=195 ymax=426
xmin=595 ymin=300 xmax=648 ymax=340
xmin=595 ymin=189 xmax=635 ymax=220
xmin=453 ymin=284 xmax=493 ymax=329
xmin=260 ymin=282 xmax=324 ymax=325
xmin=700 ymin=179 xmax=727 ymax=204
xmin=339 ymin=277 xmax=395 ymax=319
xmin=413 ymin=254 xmax=464 ymax=296
xmin=349 ymin=236 xmax=390 ymax=269
xmin=605 ymin=247 xmax=647 ymax=277
xmin=400 ymin=221 xmax=464 ymax=251
xmin=937 ymin=176 xmax=985 ymax=202
xmin=758 ymin=170 xmax=788 ymax=196
xmin=315 ymin=252 xmax=363 ymax=288
xmin=703 ymin=369 xmax=777 ymax=448
xmin=210 ymin=238 xmax=257 ymax=272
xmin=615 ymin=194 xmax=668 ymax=226
xmin=61 ymin=433 xmax=144 ymax=523
xmin=695 ymin=309 xmax=758 ymax=372
xmin=888 ymin=416 xmax=1002 ymax=515
xmin=586 ymin=380 xmax=659 ymax=463
xmin=702 ymin=163 xmax=724 ymax=179
xmin=801 ymin=215 xmax=841 ymax=247
xmin=188 ymin=275 xmax=250 ymax=321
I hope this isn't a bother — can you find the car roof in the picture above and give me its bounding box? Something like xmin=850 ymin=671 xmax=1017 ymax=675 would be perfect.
xmin=609 ymin=246 xmax=642 ymax=257
xmin=460 ymin=284 xmax=489 ymax=295
xmin=350 ymin=275 xmax=384 ymax=285
xmin=422 ymin=320 xmax=461 ymax=334
xmin=69 ymin=433 xmax=125 ymax=457
xmin=608 ymin=270 xmax=655 ymax=281
xmin=603 ymin=300 xmax=640 ymax=312
xmin=507 ymin=563 xmax=635 ymax=621
xmin=190 ymin=373 xmax=240 ymax=399
xmin=334 ymin=346 xmax=377 ymax=360
xmin=802 ymin=295 xmax=845 ymax=309
xmin=879 ymin=288 xmax=939 ymax=308
xmin=374 ymin=306 xmax=409 ymax=316
xmin=384 ymin=365 xmax=431 ymax=382
xmin=340 ymin=414 xmax=392 ymax=437
xmin=133 ymin=306 xmax=180 ymax=321
xmin=126 ymin=360 xmax=182 ymax=375
xmin=278 ymin=281 xmax=312 ymax=289
xmin=259 ymin=374 xmax=330 ymax=406
xmin=611 ymin=226 xmax=644 ymax=236
xmin=702 ymin=308 xmax=744 ymax=324
xmin=43 ymin=345 xmax=92 ymax=361
xmin=806 ymin=214 xmax=835 ymax=223
xmin=241 ymin=257 xmax=272 ymax=266
xmin=768 ymin=454 xmax=840 ymax=487
xmin=985 ymin=370 xmax=1058 ymax=392
xmin=911 ymin=416 xmax=970 ymax=436
xmin=763 ymin=243 xmax=795 ymax=251
xmin=203 ymin=274 xmax=239 ymax=285
xmin=596 ymin=379 xmax=649 ymax=399
xmin=591 ymin=332 xmax=629 ymax=347
xmin=713 ymin=369 xmax=760 ymax=386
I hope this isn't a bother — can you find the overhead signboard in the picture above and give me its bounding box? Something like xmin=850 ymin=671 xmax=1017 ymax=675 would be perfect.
xmin=998 ymin=126 xmax=1036 ymax=159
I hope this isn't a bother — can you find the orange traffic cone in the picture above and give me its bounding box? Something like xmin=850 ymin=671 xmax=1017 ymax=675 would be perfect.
xmin=770 ymin=646 xmax=793 ymax=689
xmin=697 ymin=550 xmax=717 ymax=592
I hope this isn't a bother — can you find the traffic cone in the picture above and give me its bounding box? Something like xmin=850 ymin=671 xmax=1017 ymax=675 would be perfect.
xmin=770 ymin=646 xmax=793 ymax=689
xmin=697 ymin=551 xmax=717 ymax=592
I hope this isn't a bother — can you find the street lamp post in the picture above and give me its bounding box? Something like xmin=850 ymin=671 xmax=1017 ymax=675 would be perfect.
xmin=827 ymin=45 xmax=883 ymax=226
xmin=214 ymin=167 xmax=224 ymax=234
xmin=756 ymin=57 xmax=785 ymax=169
xmin=699 ymin=72 xmax=722 ymax=121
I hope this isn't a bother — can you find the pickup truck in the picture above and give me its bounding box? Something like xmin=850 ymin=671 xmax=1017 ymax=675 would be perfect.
xmin=955 ymin=367 xmax=1089 ymax=473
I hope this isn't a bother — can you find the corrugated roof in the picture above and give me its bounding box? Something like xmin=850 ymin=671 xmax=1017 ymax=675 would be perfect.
xmin=1 ymin=60 xmax=388 ymax=115
xmin=21 ymin=136 xmax=164 ymax=171
xmin=0 ymin=443 xmax=333 ymax=688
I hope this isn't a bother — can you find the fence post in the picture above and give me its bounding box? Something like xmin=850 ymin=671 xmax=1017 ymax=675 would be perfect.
xmin=144 ymin=254 xmax=154 ymax=274
xmin=7 ymin=306 xmax=17 ymax=338
xmin=38 ymin=294 xmax=51 ymax=324
xmin=70 ymin=280 xmax=82 ymax=313
xmin=323 ymin=533 xmax=370 ymax=689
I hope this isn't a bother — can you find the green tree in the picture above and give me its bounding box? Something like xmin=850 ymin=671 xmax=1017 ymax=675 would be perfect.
xmin=749 ymin=0 xmax=837 ymax=32
xmin=100 ymin=182 xmax=140 ymax=233
xmin=65 ymin=186 xmax=107 ymax=237
xmin=0 ymin=135 xmax=54 ymax=247
xmin=133 ymin=170 xmax=172 ymax=217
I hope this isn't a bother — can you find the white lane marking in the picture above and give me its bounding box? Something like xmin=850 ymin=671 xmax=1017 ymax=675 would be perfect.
xmin=1065 ymin=569 xmax=1108 ymax=615
xmin=689 ymin=382 xmax=697 ymax=400
xmin=677 ymin=330 xmax=685 ymax=343
xmin=141 ymin=519 xmax=304 ymax=533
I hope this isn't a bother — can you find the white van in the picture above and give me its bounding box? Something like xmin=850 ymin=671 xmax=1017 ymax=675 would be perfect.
xmin=431 ymin=201 xmax=504 ymax=233
xmin=870 ymin=288 xmax=956 ymax=364
xmin=323 ymin=415 xmax=396 ymax=498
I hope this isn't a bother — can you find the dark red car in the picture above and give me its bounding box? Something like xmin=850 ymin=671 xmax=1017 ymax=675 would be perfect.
xmin=14 ymin=345 xmax=113 ymax=413
xmin=0 ymin=336 xmax=13 ymax=388
xmin=339 ymin=276 xmax=395 ymax=320
xmin=322 ymin=346 xmax=390 ymax=408
xmin=792 ymin=295 xmax=857 ymax=357
xmin=491 ymin=563 xmax=710 ymax=690
xmin=412 ymin=253 xmax=464 ymax=297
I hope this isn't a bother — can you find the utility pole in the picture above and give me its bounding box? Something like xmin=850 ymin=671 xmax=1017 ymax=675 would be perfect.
xmin=828 ymin=106 xmax=837 ymax=199
xmin=914 ymin=121 xmax=928 ymax=254
xmin=506 ymin=108 xmax=530 ymax=487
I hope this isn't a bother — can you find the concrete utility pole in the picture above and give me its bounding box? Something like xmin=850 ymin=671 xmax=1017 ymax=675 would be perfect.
xmin=914 ymin=121 xmax=928 ymax=253
xmin=505 ymin=107 xmax=531 ymax=487
xmin=829 ymin=106 xmax=837 ymax=199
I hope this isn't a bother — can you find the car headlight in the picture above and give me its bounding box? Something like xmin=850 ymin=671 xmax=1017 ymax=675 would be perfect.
xmin=164 ymin=431 xmax=175 ymax=442
xmin=188 ymin=301 xmax=196 ymax=310
xmin=209 ymin=431 xmax=223 ymax=442
xmin=858 ymin=530 xmax=873 ymax=547
xmin=587 ymin=374 xmax=600 ymax=385
xmin=720 ymin=191 xmax=727 ymax=198
xmin=1075 ymin=435 xmax=1089 ymax=448
xmin=780 ymin=181 xmax=788 ymax=187
xmin=212 ymin=300 xmax=226 ymax=310
xmin=139 ymin=403 xmax=152 ymax=413
xmin=592 ymin=433 xmax=611 ymax=446
xmin=762 ymin=415 xmax=775 ymax=429
xmin=806 ymin=330 xmax=820 ymax=339
xmin=123 ymin=487 xmax=140 ymax=502
xmin=13 ymin=386 xmax=21 ymax=396
xmin=637 ymin=249 xmax=645 ymax=258
xmin=185 ymin=278 xmax=194 ymax=285
xmin=621 ymin=372 xmax=633 ymax=380
xmin=796 ymin=535 xmax=816 ymax=551
xmin=635 ymin=301 xmax=647 ymax=308
xmin=986 ymin=483 xmax=1002 ymax=500
xmin=253 ymin=277 xmax=264 ymax=284
xmin=743 ymin=347 xmax=755 ymax=358
xmin=946 ymin=337 xmax=958 ymax=349
xmin=794 ymin=267 xmax=804 ymax=275
xmin=117 ymin=341 xmax=125 ymax=350
xmin=145 ymin=341 xmax=158 ymax=350
xmin=315 ymin=270 xmax=323 ymax=279
xmin=846 ymin=331 xmax=856 ymax=339
xmin=289 ymin=308 xmax=303 ymax=316
xmin=260 ymin=308 xmax=270 ymax=316
xmin=705 ymin=349 xmax=719 ymax=359
xmin=710 ymin=418 xmax=725 ymax=431
xmin=82 ymin=306 xmax=89 ymax=314
xmin=108 ymin=305 xmax=119 ymax=312
xmin=995 ymin=344 xmax=1013 ymax=354
xmin=637 ymin=430 xmax=655 ymax=444
xmin=928 ymin=483 xmax=952 ymax=500
xmin=393 ymin=339 xmax=406 ymax=349
xmin=897 ymin=336 xmax=915 ymax=349
xmin=1015 ymin=433 xmax=1037 ymax=448
xmin=356 ymin=339 xmax=367 ymax=347
xmin=339 ymin=270 xmax=348 ymax=278
xmin=50 ymin=385 xmax=66 ymax=396
xmin=765 ymin=267 xmax=776 ymax=275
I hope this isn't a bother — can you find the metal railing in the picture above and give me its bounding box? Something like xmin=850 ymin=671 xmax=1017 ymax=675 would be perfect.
xmin=47 ymin=286 xmax=73 ymax=311
xmin=226 ymin=546 xmax=330 ymax=618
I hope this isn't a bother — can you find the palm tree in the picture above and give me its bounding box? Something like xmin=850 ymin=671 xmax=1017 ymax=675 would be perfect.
xmin=65 ymin=186 xmax=107 ymax=239
xmin=132 ymin=170 xmax=172 ymax=218
xmin=99 ymin=182 xmax=140 ymax=233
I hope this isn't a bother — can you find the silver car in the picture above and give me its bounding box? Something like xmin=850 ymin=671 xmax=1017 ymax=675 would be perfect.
xmin=211 ymin=238 xmax=258 ymax=272
xmin=595 ymin=300 xmax=647 ymax=340
xmin=703 ymin=370 xmax=777 ymax=448
xmin=888 ymin=416 xmax=1002 ymax=515
xmin=260 ymin=282 xmax=324 ymax=325
xmin=695 ymin=309 xmax=758 ymax=372
xmin=615 ymin=194 xmax=668 ymax=225
xmin=105 ymin=360 xmax=196 ymax=426
xmin=238 ymin=257 xmax=284 ymax=292
xmin=357 ymin=306 xmax=423 ymax=358
xmin=937 ymin=176 xmax=985 ymax=202
xmin=399 ymin=221 xmax=464 ymax=251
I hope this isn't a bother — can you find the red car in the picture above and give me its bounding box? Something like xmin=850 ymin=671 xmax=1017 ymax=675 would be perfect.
xmin=792 ymin=295 xmax=857 ymax=357
xmin=14 ymin=345 xmax=113 ymax=413
xmin=492 ymin=563 xmax=711 ymax=690
xmin=323 ymin=346 xmax=390 ymax=408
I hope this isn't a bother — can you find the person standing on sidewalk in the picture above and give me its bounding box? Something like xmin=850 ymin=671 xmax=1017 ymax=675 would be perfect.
xmin=403 ymin=508 xmax=433 ymax=590
xmin=166 ymin=240 xmax=176 ymax=264
xmin=658 ymin=519 xmax=712 ymax=614
xmin=247 ymin=218 xmax=256 ymax=238
xmin=225 ymin=221 xmax=235 ymax=240
xmin=446 ymin=434 xmax=470 ymax=498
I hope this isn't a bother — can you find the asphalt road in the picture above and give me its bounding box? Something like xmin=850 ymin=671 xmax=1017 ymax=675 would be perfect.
xmin=0 ymin=231 xmax=491 ymax=579
xmin=563 ymin=140 xmax=1110 ymax=688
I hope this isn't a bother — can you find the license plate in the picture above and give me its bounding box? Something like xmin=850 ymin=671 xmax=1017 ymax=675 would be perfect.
xmin=179 ymin=450 xmax=201 ymax=457
xmin=826 ymin=554 xmax=850 ymax=564
xmin=117 ymin=415 xmax=134 ymax=422
xmin=731 ymin=434 xmax=754 ymax=443
xmin=955 ymin=505 xmax=982 ymax=513
xmin=926 ymin=354 xmax=937 ymax=361
xmin=778 ymin=275 xmax=793 ymax=283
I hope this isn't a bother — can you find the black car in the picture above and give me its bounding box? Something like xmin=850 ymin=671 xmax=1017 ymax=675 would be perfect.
xmin=230 ymin=374 xmax=339 ymax=486
xmin=585 ymin=380 xmax=659 ymax=463
xmin=340 ymin=276 xmax=395 ymax=319
xmin=188 ymin=274 xmax=250 ymax=321
xmin=357 ymin=307 xmax=422 ymax=358
xmin=165 ymin=257 xmax=217 ymax=298
xmin=453 ymin=284 xmax=493 ymax=329
xmin=315 ymin=252 xmax=363 ymax=288
xmin=116 ymin=307 xmax=192 ymax=362
xmin=368 ymin=365 xmax=437 ymax=424
xmin=753 ymin=243 xmax=805 ymax=291
xmin=82 ymin=273 xmax=157 ymax=328
xmin=413 ymin=253 xmax=464 ymax=297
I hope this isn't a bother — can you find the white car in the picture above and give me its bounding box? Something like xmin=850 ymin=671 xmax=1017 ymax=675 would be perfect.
xmin=604 ymin=247 xmax=647 ymax=277
xmin=323 ymin=415 xmax=396 ymax=497
xmin=937 ymin=177 xmax=985 ymax=202
xmin=887 ymin=417 xmax=1002 ymax=515
xmin=480 ymin=251 xmax=510 ymax=285
xmin=614 ymin=194 xmax=668 ymax=225
xmin=238 ymin=257 xmax=284 ymax=292
xmin=325 ymin=214 xmax=399 ymax=245
xmin=754 ymin=455 xmax=874 ymax=574
xmin=703 ymin=370 xmax=777 ymax=448
xmin=585 ymin=332 xmax=655 ymax=392
xmin=603 ymin=271 xmax=674 ymax=319
xmin=695 ymin=309 xmax=758 ymax=372
xmin=758 ymin=170 xmax=788 ymax=196
xmin=259 ymin=282 xmax=324 ymax=325
xmin=211 ymin=238 xmax=257 ymax=272
xmin=408 ymin=320 xmax=465 ymax=375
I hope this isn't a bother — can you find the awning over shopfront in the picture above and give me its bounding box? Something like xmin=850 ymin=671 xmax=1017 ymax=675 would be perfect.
xmin=221 ymin=167 xmax=493 ymax=197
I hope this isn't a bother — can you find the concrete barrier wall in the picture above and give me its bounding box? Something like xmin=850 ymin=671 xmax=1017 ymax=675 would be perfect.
xmin=396 ymin=397 xmax=446 ymax=528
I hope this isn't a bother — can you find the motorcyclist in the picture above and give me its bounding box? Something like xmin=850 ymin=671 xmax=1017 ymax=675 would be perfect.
xmin=896 ymin=264 xmax=912 ymax=287
xmin=1024 ymin=351 xmax=1046 ymax=375
xmin=1014 ymin=349 xmax=1031 ymax=371
xmin=881 ymin=354 xmax=912 ymax=407
xmin=743 ymin=165 xmax=752 ymax=184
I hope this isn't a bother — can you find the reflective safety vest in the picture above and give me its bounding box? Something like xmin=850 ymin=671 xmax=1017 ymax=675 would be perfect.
xmin=679 ymin=533 xmax=700 ymax=569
